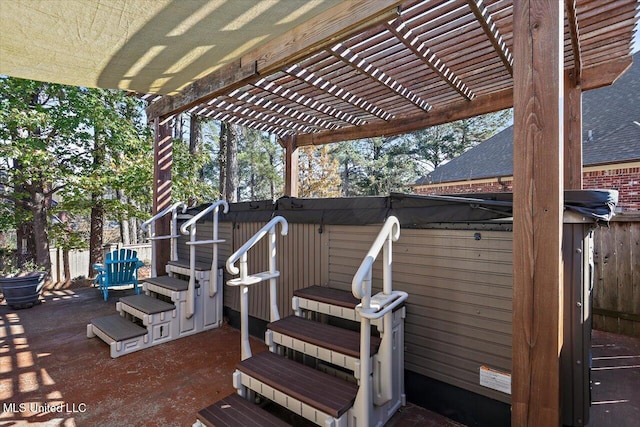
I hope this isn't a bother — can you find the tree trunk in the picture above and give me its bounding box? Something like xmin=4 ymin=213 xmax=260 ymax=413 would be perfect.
xmin=225 ymin=124 xmax=239 ymax=202
xmin=31 ymin=189 xmax=51 ymax=273
xmin=116 ymin=189 xmax=131 ymax=245
xmin=219 ymin=122 xmax=227 ymax=199
xmin=89 ymin=133 xmax=105 ymax=277
xmin=63 ymin=249 xmax=71 ymax=284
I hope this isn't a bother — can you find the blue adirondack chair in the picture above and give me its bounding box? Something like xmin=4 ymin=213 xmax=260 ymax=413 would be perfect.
xmin=93 ymin=249 xmax=144 ymax=301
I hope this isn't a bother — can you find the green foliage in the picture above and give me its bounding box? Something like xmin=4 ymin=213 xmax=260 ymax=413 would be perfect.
xmin=0 ymin=77 xmax=154 ymax=254
xmin=238 ymin=129 xmax=283 ymax=201
xmin=408 ymin=109 xmax=512 ymax=173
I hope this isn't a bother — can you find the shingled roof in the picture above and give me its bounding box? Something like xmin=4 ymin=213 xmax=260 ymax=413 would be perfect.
xmin=416 ymin=52 xmax=640 ymax=186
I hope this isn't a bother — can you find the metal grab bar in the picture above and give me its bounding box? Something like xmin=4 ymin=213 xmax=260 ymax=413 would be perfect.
xmin=141 ymin=201 xmax=187 ymax=277
xmin=226 ymin=216 xmax=288 ymax=360
xmin=179 ymin=200 xmax=229 ymax=318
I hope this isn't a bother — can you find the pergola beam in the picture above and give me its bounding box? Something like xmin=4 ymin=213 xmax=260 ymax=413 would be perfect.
xmin=242 ymin=0 xmax=403 ymax=75
xmin=467 ymin=0 xmax=514 ymax=76
xmin=296 ymin=88 xmax=512 ymax=146
xmin=146 ymin=60 xmax=257 ymax=120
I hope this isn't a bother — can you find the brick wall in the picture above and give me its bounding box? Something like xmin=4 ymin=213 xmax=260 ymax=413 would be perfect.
xmin=415 ymin=166 xmax=639 ymax=211
xmin=583 ymin=166 xmax=639 ymax=211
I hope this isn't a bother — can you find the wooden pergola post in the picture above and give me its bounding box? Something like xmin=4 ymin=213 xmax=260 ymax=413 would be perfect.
xmin=284 ymin=135 xmax=299 ymax=197
xmin=564 ymin=70 xmax=583 ymax=189
xmin=512 ymin=0 xmax=564 ymax=425
xmin=152 ymin=115 xmax=173 ymax=276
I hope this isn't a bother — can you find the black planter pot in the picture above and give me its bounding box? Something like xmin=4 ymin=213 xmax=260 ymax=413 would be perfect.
xmin=0 ymin=272 xmax=46 ymax=309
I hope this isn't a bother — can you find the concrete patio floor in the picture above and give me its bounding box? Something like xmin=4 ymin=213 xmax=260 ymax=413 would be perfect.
xmin=1 ymin=285 xmax=638 ymax=426
xmin=0 ymin=286 xmax=462 ymax=426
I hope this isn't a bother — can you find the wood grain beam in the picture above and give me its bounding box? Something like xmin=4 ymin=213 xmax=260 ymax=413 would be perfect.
xmin=467 ymin=0 xmax=514 ymax=76
xmin=385 ymin=17 xmax=475 ymax=101
xmin=512 ymin=0 xmax=563 ymax=425
xmin=146 ymin=60 xmax=257 ymax=120
xmin=581 ymin=56 xmax=632 ymax=90
xmin=242 ymin=0 xmax=403 ymax=75
xmin=329 ymin=42 xmax=432 ymax=112
xmin=152 ymin=116 xmax=173 ymax=276
xmin=564 ymin=70 xmax=582 ymax=189
xmin=565 ymin=0 xmax=583 ymax=83
xmin=295 ymin=88 xmax=512 ymax=146
xmin=283 ymin=135 xmax=299 ymax=197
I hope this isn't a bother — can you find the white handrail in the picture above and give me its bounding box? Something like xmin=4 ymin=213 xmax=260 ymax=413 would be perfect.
xmin=226 ymin=216 xmax=288 ymax=277
xmin=350 ymin=216 xmax=402 ymax=425
xmin=226 ymin=216 xmax=288 ymax=360
xmin=179 ymin=200 xmax=229 ymax=318
xmin=141 ymin=201 xmax=187 ymax=277
xmin=351 ymin=215 xmax=400 ymax=303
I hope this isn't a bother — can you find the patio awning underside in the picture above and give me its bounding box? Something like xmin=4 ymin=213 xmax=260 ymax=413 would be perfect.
xmin=1 ymin=1 xmax=637 ymax=146
xmin=142 ymin=0 xmax=638 ymax=147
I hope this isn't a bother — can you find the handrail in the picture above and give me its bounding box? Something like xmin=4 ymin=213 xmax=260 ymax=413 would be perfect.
xmin=179 ymin=200 xmax=229 ymax=235
xmin=226 ymin=215 xmax=288 ymax=360
xmin=350 ymin=216 xmax=401 ymax=424
xmin=226 ymin=216 xmax=288 ymax=277
xmin=351 ymin=215 xmax=400 ymax=303
xmin=141 ymin=201 xmax=187 ymax=232
xmin=179 ymin=200 xmax=229 ymax=318
xmin=141 ymin=201 xmax=187 ymax=277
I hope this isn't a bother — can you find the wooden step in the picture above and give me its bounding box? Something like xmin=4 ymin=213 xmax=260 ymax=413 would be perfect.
xmin=293 ymin=285 xmax=359 ymax=309
xmin=119 ymin=294 xmax=175 ymax=314
xmin=197 ymin=393 xmax=289 ymax=427
xmin=143 ymin=275 xmax=193 ymax=292
xmin=90 ymin=314 xmax=147 ymax=342
xmin=237 ymin=351 xmax=358 ymax=419
xmin=268 ymin=315 xmax=380 ymax=359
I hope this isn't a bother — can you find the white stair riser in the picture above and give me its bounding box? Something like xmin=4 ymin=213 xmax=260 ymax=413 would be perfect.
xmin=267 ymin=330 xmax=366 ymax=375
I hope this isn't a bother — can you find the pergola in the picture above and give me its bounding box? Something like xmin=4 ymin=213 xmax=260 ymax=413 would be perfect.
xmin=1 ymin=1 xmax=638 ymax=425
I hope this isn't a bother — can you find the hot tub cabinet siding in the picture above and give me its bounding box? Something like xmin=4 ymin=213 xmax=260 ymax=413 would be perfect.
xmin=177 ymin=192 xmax=610 ymax=426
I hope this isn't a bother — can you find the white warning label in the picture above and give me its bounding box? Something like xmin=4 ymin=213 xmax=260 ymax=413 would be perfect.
xmin=479 ymin=365 xmax=512 ymax=395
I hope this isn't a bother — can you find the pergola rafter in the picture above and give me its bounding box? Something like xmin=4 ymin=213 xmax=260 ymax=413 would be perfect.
xmin=329 ymin=41 xmax=432 ymax=112
xmin=284 ymin=63 xmax=394 ymax=121
xmin=466 ymin=0 xmax=514 ymax=76
xmin=251 ymin=77 xmax=366 ymax=127
xmin=385 ymin=17 xmax=475 ymax=101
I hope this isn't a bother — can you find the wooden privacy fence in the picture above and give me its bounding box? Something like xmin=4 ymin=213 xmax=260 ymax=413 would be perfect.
xmin=49 ymin=244 xmax=151 ymax=283
xmin=592 ymin=213 xmax=640 ymax=338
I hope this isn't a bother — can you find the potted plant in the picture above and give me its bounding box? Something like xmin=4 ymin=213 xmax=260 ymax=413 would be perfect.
xmin=0 ymin=261 xmax=47 ymax=309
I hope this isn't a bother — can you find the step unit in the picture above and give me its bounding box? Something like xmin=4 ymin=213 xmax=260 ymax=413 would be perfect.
xmin=198 ymin=216 xmax=407 ymax=426
xmin=233 ymin=351 xmax=358 ymax=427
xmin=88 ymin=265 xmax=223 ymax=358
xmin=87 ymin=293 xmax=175 ymax=358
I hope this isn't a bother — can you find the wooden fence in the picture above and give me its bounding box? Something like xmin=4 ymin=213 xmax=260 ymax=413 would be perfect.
xmin=49 ymin=243 xmax=151 ymax=283
xmin=592 ymin=213 xmax=640 ymax=338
